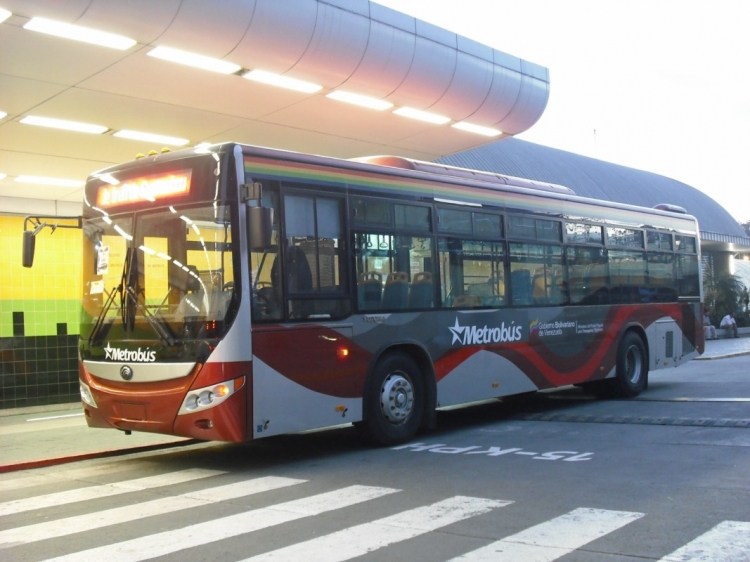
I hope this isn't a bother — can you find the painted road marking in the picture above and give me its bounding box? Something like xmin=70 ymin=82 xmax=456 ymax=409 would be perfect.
xmin=448 ymin=507 xmax=644 ymax=561
xmin=241 ymin=496 xmax=511 ymax=562
xmin=659 ymin=520 xmax=750 ymax=562
xmin=39 ymin=485 xmax=399 ymax=562
xmin=0 ymin=476 xmax=306 ymax=548
xmin=0 ymin=460 xmax=158 ymax=492
xmin=27 ymin=413 xmax=85 ymax=422
xmin=0 ymin=468 xmax=225 ymax=516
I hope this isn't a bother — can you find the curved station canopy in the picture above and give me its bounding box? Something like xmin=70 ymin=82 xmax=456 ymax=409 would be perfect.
xmin=0 ymin=0 xmax=549 ymax=213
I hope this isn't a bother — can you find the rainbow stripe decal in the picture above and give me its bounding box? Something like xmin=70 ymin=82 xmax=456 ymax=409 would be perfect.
xmin=243 ymin=155 xmax=695 ymax=232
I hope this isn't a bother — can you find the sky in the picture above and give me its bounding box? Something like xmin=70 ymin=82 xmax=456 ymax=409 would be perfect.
xmin=374 ymin=0 xmax=750 ymax=224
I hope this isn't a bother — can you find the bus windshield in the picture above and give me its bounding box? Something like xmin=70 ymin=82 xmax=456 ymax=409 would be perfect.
xmin=80 ymin=204 xmax=236 ymax=352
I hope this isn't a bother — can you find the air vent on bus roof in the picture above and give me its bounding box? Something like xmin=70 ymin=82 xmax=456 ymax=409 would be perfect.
xmin=351 ymin=155 xmax=575 ymax=195
xmin=653 ymin=203 xmax=687 ymax=214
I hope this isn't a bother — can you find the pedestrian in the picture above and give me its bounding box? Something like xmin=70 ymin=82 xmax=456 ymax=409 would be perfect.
xmin=703 ymin=311 xmax=717 ymax=340
xmin=720 ymin=312 xmax=739 ymax=338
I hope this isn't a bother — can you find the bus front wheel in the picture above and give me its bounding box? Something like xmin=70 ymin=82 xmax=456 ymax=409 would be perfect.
xmin=613 ymin=332 xmax=648 ymax=397
xmin=360 ymin=352 xmax=424 ymax=446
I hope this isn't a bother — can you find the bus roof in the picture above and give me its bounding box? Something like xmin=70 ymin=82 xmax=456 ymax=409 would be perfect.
xmin=350 ymin=155 xmax=576 ymax=195
xmin=87 ymin=142 xmax=699 ymax=231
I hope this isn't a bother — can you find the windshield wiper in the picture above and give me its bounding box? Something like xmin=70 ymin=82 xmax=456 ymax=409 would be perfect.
xmin=88 ymin=286 xmax=118 ymax=346
xmin=124 ymin=285 xmax=179 ymax=347
xmin=88 ymin=247 xmax=132 ymax=346
xmin=121 ymin=248 xmax=137 ymax=332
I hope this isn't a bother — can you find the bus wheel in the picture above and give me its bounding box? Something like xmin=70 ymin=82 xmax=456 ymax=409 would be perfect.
xmin=613 ymin=332 xmax=648 ymax=397
xmin=361 ymin=352 xmax=424 ymax=446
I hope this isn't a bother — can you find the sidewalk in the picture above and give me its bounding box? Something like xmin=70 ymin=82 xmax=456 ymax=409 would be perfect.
xmin=1 ymin=336 xmax=749 ymax=474
xmin=696 ymin=332 xmax=750 ymax=360
xmin=0 ymin=405 xmax=201 ymax=474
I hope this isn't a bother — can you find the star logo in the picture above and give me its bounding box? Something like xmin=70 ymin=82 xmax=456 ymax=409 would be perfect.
xmin=104 ymin=342 xmax=114 ymax=360
xmin=449 ymin=317 xmax=465 ymax=345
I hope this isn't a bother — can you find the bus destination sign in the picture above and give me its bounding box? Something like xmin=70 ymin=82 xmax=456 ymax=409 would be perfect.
xmin=97 ymin=170 xmax=192 ymax=207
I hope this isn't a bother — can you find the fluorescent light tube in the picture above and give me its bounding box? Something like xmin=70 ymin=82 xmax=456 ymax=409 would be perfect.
xmin=243 ymin=70 xmax=322 ymax=93
xmin=452 ymin=122 xmax=503 ymax=137
xmin=393 ymin=107 xmax=450 ymax=125
xmin=326 ymin=91 xmax=393 ymax=110
xmin=23 ymin=17 xmax=136 ymax=50
xmin=148 ymin=46 xmax=241 ymax=74
xmin=0 ymin=9 xmax=11 ymax=23
xmin=20 ymin=115 xmax=108 ymax=134
xmin=114 ymin=130 xmax=190 ymax=146
xmin=15 ymin=175 xmax=85 ymax=188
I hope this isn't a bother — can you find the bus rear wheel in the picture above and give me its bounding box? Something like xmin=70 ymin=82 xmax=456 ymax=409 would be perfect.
xmin=613 ymin=331 xmax=648 ymax=397
xmin=360 ymin=352 xmax=424 ymax=446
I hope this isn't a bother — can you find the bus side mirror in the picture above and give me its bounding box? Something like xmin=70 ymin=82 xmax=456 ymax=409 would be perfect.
xmin=248 ymin=205 xmax=273 ymax=251
xmin=22 ymin=230 xmax=36 ymax=268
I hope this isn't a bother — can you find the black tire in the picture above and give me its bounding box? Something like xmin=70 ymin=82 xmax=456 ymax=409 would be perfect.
xmin=360 ymin=352 xmax=424 ymax=446
xmin=612 ymin=331 xmax=648 ymax=397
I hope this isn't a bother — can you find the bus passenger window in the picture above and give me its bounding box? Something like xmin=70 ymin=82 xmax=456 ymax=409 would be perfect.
xmin=648 ymin=252 xmax=676 ymax=302
xmin=439 ymin=238 xmax=505 ymax=308
xmin=609 ymin=250 xmax=647 ymax=304
xmin=250 ymin=188 xmax=282 ymax=321
xmin=566 ymin=246 xmax=608 ymax=305
xmin=509 ymin=243 xmax=562 ymax=306
xmin=281 ymin=193 xmax=349 ymax=320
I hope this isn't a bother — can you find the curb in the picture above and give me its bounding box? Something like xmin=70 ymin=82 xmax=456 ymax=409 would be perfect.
xmin=0 ymin=439 xmax=202 ymax=474
xmin=695 ymin=350 xmax=750 ymax=361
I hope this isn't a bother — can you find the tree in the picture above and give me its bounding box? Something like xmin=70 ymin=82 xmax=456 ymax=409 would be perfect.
xmin=742 ymin=219 xmax=750 ymax=237
xmin=709 ymin=272 xmax=746 ymax=326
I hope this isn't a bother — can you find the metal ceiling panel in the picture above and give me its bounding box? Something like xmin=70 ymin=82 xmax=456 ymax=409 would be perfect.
xmin=495 ymin=74 xmax=550 ymax=133
xmin=0 ymin=0 xmax=90 ymax=21
xmin=463 ymin=63 xmax=523 ymax=125
xmin=156 ymin=0 xmax=257 ymax=57
xmin=0 ymin=75 xmax=68 ymax=117
xmin=336 ymin=20 xmax=415 ymax=97
xmin=74 ymin=0 xmax=181 ymax=44
xmin=389 ymin=33 xmax=456 ymax=108
xmin=0 ymin=0 xmax=552 ymax=214
xmin=230 ymin=0 xmax=319 ymax=73
xmin=0 ymin=24 xmax=131 ymax=85
xmin=287 ymin=1 xmax=371 ymax=86
xmin=257 ymin=96 xmax=433 ymax=146
xmin=427 ymin=50 xmax=494 ymax=120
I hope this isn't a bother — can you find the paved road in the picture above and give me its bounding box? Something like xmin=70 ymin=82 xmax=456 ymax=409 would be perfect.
xmin=2 ymin=352 xmax=749 ymax=561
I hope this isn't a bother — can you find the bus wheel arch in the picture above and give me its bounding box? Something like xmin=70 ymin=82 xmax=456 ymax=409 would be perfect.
xmin=613 ymin=328 xmax=649 ymax=397
xmin=358 ymin=344 xmax=435 ymax=446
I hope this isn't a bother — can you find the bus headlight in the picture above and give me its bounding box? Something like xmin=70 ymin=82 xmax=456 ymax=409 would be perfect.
xmin=178 ymin=377 xmax=243 ymax=415
xmin=80 ymin=381 xmax=97 ymax=408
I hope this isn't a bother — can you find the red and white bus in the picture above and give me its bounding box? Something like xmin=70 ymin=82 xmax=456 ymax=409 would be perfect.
xmin=71 ymin=143 xmax=703 ymax=445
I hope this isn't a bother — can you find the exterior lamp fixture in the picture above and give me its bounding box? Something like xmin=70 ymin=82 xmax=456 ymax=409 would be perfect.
xmin=451 ymin=122 xmax=503 ymax=137
xmin=20 ymin=115 xmax=108 ymax=134
xmin=326 ymin=91 xmax=393 ymax=111
xmin=393 ymin=107 xmax=451 ymax=125
xmin=147 ymin=46 xmax=242 ymax=74
xmin=243 ymin=70 xmax=322 ymax=93
xmin=113 ymin=130 xmax=190 ymax=146
xmin=15 ymin=175 xmax=85 ymax=188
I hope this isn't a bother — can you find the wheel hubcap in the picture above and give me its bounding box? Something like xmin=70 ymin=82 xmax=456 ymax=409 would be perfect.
xmin=625 ymin=346 xmax=642 ymax=384
xmin=380 ymin=372 xmax=414 ymax=424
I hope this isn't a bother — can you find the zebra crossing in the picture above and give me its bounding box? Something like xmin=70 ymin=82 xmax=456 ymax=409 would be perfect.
xmin=2 ymin=467 xmax=749 ymax=561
